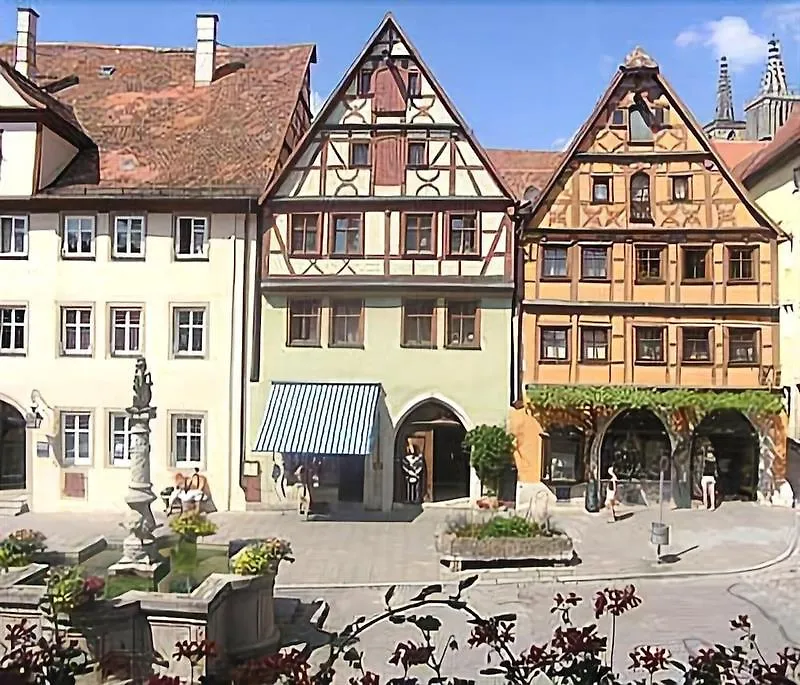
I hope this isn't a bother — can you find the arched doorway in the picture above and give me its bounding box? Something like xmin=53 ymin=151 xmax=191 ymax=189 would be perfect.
xmin=0 ymin=402 xmax=26 ymax=490
xmin=600 ymin=409 xmax=671 ymax=504
xmin=393 ymin=400 xmax=469 ymax=504
xmin=691 ymin=410 xmax=758 ymax=501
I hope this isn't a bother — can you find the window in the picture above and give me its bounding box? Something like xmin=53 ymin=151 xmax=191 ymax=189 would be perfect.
xmin=542 ymin=245 xmax=568 ymax=279
xmin=728 ymin=328 xmax=759 ymax=365
xmin=671 ymin=175 xmax=691 ymax=202
xmin=540 ymin=327 xmax=569 ymax=361
xmin=349 ymin=141 xmax=370 ymax=167
xmin=682 ymin=247 xmax=708 ymax=281
xmin=591 ymin=177 xmax=611 ymax=204
xmin=357 ymin=70 xmax=372 ymax=96
xmin=288 ymin=299 xmax=321 ymax=346
xmin=110 ymin=307 xmax=142 ymax=356
xmin=635 ymin=246 xmax=663 ymax=282
xmin=628 ymin=105 xmax=654 ymax=142
xmin=581 ymin=245 xmax=608 ymax=279
xmin=580 ymin=327 xmax=608 ymax=361
xmin=290 ymin=214 xmax=320 ymax=255
xmin=635 ymin=327 xmax=665 ymax=363
xmin=329 ymin=299 xmax=363 ymax=347
xmin=113 ymin=216 xmax=145 ymax=258
xmin=175 ymin=217 xmax=208 ymax=258
xmin=447 ymin=214 xmax=478 ymax=256
xmin=728 ymin=247 xmax=755 ymax=281
xmin=630 ymin=172 xmax=652 ymax=222
xmin=0 ymin=306 xmax=25 ymax=354
xmin=403 ymin=214 xmax=434 ymax=254
xmin=402 ymin=299 xmax=436 ymax=348
xmin=60 ymin=307 xmax=92 ymax=355
xmin=446 ymin=301 xmax=479 ymax=348
xmin=0 ymin=216 xmax=27 ymax=256
xmin=61 ymin=412 xmax=91 ymax=465
xmin=109 ymin=413 xmax=132 ymax=465
xmin=543 ymin=427 xmax=582 ymax=482
xmin=407 ymin=141 xmax=427 ymax=167
xmin=171 ymin=414 xmax=204 ymax=466
xmin=172 ymin=307 xmax=206 ymax=356
xmin=407 ymin=71 xmax=421 ymax=97
xmin=331 ymin=215 xmax=362 ymax=255
xmin=62 ymin=216 xmax=95 ymax=257
xmin=681 ymin=327 xmax=712 ymax=362
xmin=611 ymin=109 xmax=625 ymax=126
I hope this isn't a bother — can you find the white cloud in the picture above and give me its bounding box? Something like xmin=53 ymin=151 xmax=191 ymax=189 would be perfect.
xmin=674 ymin=16 xmax=768 ymax=71
xmin=310 ymin=90 xmax=324 ymax=117
xmin=765 ymin=3 xmax=800 ymax=41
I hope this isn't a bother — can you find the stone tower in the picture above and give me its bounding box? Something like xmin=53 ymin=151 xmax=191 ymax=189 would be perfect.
xmin=704 ymin=56 xmax=746 ymax=140
xmin=744 ymin=37 xmax=800 ymax=141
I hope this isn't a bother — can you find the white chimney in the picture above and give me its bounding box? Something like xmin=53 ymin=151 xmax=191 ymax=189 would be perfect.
xmin=194 ymin=13 xmax=218 ymax=87
xmin=15 ymin=7 xmax=39 ymax=79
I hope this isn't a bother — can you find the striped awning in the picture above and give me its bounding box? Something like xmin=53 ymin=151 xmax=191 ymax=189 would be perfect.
xmin=253 ymin=382 xmax=382 ymax=456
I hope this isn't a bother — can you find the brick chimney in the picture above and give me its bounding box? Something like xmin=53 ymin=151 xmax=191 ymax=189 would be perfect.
xmin=15 ymin=7 xmax=39 ymax=79
xmin=194 ymin=13 xmax=218 ymax=87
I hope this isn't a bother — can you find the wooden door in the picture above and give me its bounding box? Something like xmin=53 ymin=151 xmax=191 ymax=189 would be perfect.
xmin=409 ymin=430 xmax=434 ymax=502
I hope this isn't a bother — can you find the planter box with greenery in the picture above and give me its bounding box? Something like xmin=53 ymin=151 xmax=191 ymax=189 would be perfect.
xmin=436 ymin=515 xmax=573 ymax=564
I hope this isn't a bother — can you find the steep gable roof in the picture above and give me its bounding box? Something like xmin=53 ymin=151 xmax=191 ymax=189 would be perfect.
xmin=527 ymin=46 xmax=782 ymax=236
xmin=486 ymin=149 xmax=562 ymax=199
xmin=734 ymin=111 xmax=800 ymax=185
xmin=260 ymin=13 xmax=514 ymax=204
xmin=0 ymin=41 xmax=315 ymax=195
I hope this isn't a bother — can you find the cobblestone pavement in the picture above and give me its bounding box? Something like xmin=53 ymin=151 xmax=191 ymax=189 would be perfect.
xmin=0 ymin=502 xmax=795 ymax=587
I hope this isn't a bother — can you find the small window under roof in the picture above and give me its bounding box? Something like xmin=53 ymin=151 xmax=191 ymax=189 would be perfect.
xmin=523 ymin=186 xmax=541 ymax=203
xmin=98 ymin=65 xmax=116 ymax=77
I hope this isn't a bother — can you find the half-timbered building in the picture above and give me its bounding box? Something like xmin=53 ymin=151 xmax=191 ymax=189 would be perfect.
xmin=509 ymin=47 xmax=793 ymax=511
xmin=246 ymin=14 xmax=516 ymax=511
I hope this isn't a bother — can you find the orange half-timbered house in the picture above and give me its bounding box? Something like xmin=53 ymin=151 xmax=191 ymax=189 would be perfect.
xmin=246 ymin=14 xmax=517 ymax=512
xmin=509 ymin=47 xmax=792 ymax=511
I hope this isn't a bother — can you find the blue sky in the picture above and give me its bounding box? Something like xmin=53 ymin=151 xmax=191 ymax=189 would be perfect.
xmin=4 ymin=1 xmax=800 ymax=150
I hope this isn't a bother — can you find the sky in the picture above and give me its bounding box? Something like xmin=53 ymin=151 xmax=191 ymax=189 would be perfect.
xmin=3 ymin=0 xmax=800 ymax=151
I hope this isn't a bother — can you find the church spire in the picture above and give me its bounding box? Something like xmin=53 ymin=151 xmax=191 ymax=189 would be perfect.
xmin=715 ymin=55 xmax=735 ymax=121
xmin=760 ymin=36 xmax=789 ymax=95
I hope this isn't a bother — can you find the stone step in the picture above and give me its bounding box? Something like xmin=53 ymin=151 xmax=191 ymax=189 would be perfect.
xmin=0 ymin=496 xmax=29 ymax=517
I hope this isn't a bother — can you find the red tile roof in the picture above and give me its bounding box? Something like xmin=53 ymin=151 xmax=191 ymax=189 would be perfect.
xmin=0 ymin=41 xmax=315 ymax=195
xmin=485 ymin=148 xmax=562 ymax=199
xmin=733 ymin=112 xmax=800 ymax=184
xmin=711 ymin=140 xmax=769 ymax=177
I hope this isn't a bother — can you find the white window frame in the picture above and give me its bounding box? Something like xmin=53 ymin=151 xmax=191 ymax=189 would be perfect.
xmin=172 ymin=307 xmax=206 ymax=357
xmin=110 ymin=307 xmax=142 ymax=356
xmin=113 ymin=216 xmax=146 ymax=259
xmin=62 ymin=216 xmax=96 ymax=258
xmin=174 ymin=216 xmax=209 ymax=259
xmin=60 ymin=306 xmax=93 ymax=356
xmin=109 ymin=412 xmax=132 ymax=466
xmin=0 ymin=306 xmax=26 ymax=355
xmin=170 ymin=414 xmax=205 ymax=467
xmin=61 ymin=411 xmax=92 ymax=465
xmin=0 ymin=216 xmax=28 ymax=257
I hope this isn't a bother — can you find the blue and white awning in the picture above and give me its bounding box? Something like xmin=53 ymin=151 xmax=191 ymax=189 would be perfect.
xmin=253 ymin=381 xmax=382 ymax=457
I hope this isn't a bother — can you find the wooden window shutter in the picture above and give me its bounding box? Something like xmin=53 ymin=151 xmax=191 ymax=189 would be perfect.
xmin=373 ymin=134 xmax=403 ymax=186
xmin=372 ymin=66 xmax=406 ymax=114
xmin=63 ymin=471 xmax=86 ymax=498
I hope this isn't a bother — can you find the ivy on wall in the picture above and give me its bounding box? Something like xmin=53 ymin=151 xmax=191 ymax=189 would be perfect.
xmin=525 ymin=385 xmax=783 ymax=418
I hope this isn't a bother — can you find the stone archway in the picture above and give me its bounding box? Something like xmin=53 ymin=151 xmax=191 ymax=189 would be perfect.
xmin=691 ymin=410 xmax=759 ymax=501
xmin=0 ymin=401 xmax=26 ymax=491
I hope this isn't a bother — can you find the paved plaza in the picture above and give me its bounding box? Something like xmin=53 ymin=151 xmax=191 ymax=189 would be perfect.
xmin=0 ymin=501 xmax=795 ymax=587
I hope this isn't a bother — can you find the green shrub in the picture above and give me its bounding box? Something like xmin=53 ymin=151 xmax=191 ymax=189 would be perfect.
xmin=462 ymin=425 xmax=515 ymax=495
xmin=448 ymin=515 xmax=560 ymax=540
xmin=0 ymin=529 xmax=47 ymax=570
xmin=232 ymin=538 xmax=294 ymax=576
xmin=169 ymin=511 xmax=218 ymax=540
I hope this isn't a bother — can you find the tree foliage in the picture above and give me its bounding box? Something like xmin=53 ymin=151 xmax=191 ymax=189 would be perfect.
xmin=463 ymin=425 xmax=515 ymax=495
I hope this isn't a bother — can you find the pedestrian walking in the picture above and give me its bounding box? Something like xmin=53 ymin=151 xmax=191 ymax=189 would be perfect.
xmin=605 ymin=466 xmax=619 ymax=522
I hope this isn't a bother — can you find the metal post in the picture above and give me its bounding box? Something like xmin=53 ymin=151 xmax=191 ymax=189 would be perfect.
xmin=657 ymin=465 xmax=664 ymax=561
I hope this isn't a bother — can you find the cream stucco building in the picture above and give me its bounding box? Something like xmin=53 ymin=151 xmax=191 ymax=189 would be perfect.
xmin=246 ymin=14 xmax=517 ymax=512
xmin=0 ymin=8 xmax=315 ymax=513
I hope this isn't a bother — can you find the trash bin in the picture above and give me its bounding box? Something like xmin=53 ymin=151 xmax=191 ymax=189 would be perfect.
xmin=585 ymin=479 xmax=600 ymax=513
xmin=650 ymin=521 xmax=670 ymax=546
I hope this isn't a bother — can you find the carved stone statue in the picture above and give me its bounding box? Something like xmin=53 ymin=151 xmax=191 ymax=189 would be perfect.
xmin=131 ymin=357 xmax=153 ymax=410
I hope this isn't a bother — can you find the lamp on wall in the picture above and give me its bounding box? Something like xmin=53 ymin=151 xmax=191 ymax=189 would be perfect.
xmin=26 ymin=389 xmax=48 ymax=430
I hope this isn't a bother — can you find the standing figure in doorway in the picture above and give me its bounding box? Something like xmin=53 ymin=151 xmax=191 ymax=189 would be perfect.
xmin=402 ymin=438 xmax=425 ymax=504
xmin=605 ymin=466 xmax=619 ymax=523
xmin=701 ymin=447 xmax=719 ymax=511
xmin=295 ymin=463 xmax=311 ymax=516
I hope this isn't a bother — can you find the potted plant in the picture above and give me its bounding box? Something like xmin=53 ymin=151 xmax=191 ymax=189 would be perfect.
xmin=231 ymin=539 xmax=294 ymax=576
xmin=462 ymin=425 xmax=515 ymax=498
xmin=168 ymin=511 xmax=218 ymax=585
xmin=0 ymin=529 xmax=47 ymax=571
xmin=43 ymin=566 xmax=106 ymax=617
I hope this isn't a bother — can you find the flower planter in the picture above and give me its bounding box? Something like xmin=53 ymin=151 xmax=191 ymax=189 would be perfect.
xmin=436 ymin=531 xmax=574 ymax=565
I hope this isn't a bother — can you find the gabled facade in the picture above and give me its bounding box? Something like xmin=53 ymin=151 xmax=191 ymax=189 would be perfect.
xmin=0 ymin=7 xmax=315 ymax=513
xmin=510 ymin=47 xmax=791 ymax=511
xmin=247 ymin=14 xmax=516 ymax=511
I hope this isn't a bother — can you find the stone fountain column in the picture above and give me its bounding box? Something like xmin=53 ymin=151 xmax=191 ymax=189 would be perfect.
xmin=109 ymin=357 xmax=164 ymax=578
